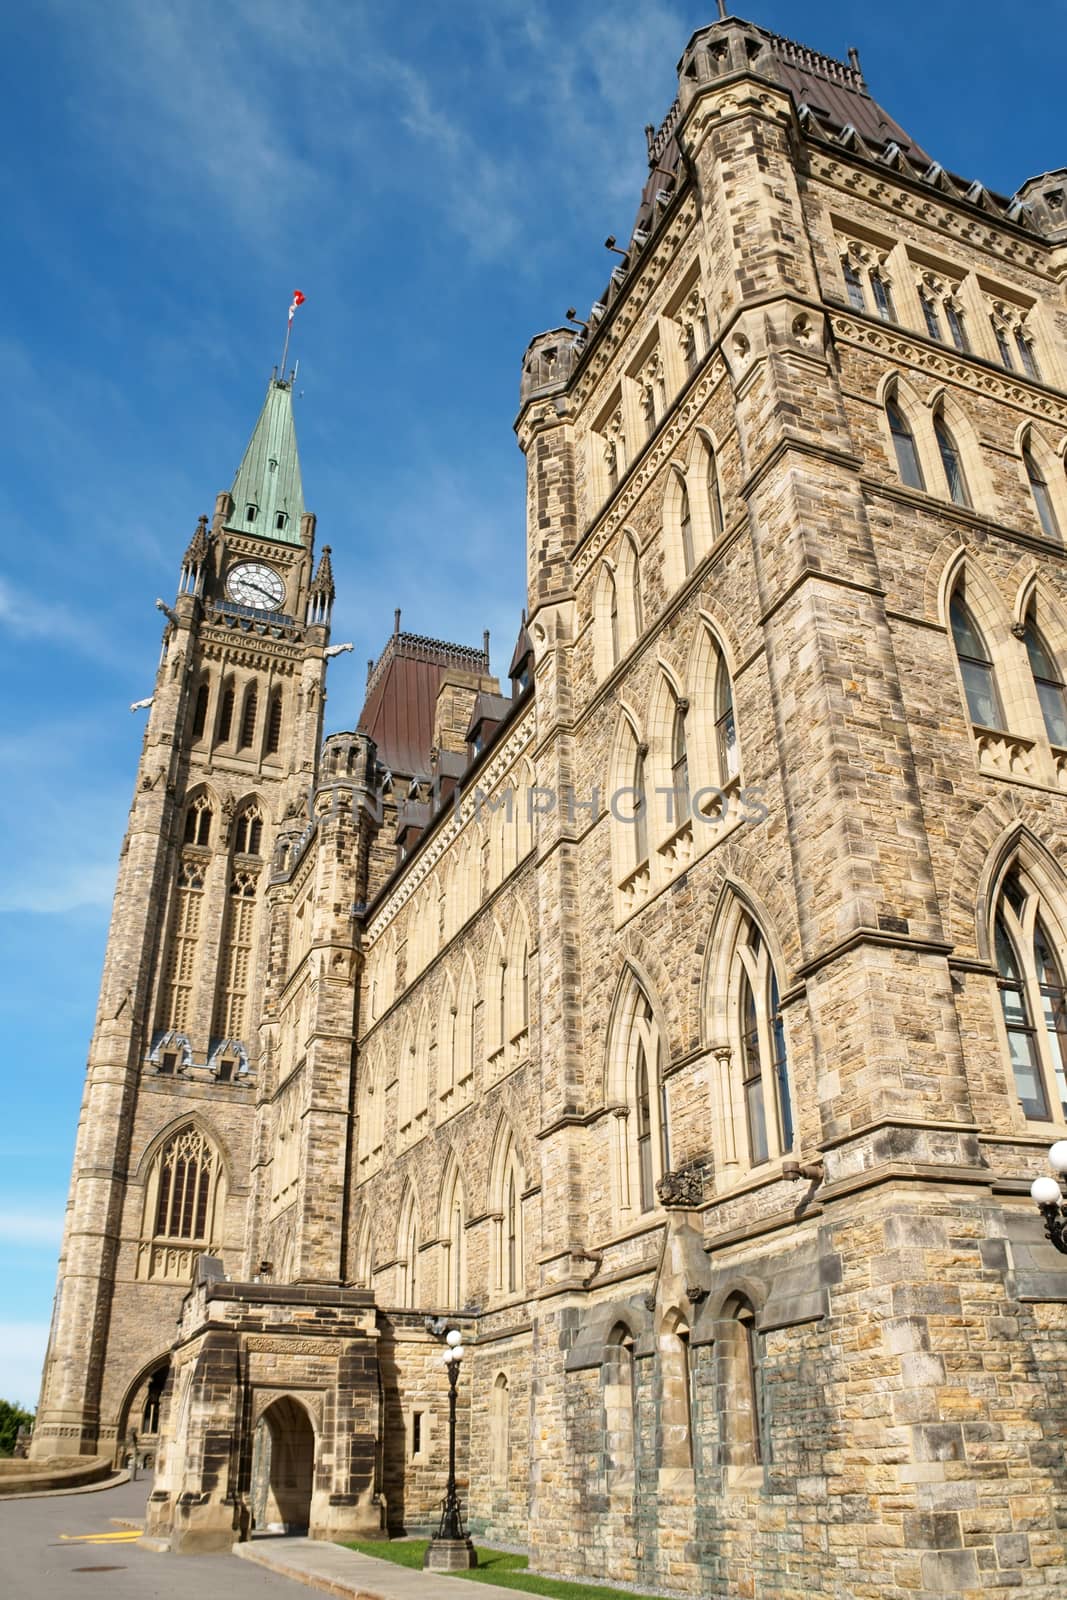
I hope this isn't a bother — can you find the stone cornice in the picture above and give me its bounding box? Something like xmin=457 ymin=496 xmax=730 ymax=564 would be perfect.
xmin=831 ymin=312 xmax=1067 ymax=427
xmin=809 ymin=148 xmax=1048 ymax=277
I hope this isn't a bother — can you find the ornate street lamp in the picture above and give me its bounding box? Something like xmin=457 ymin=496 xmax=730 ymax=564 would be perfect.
xmin=423 ymin=1328 xmax=477 ymax=1570
xmin=1029 ymin=1140 xmax=1067 ymax=1254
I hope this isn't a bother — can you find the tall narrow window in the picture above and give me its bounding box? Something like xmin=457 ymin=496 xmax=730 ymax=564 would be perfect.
xmin=160 ymin=859 xmax=206 ymax=1032
xmin=945 ymin=302 xmax=969 ymax=353
xmin=494 ymin=1131 xmax=525 ymax=1295
xmin=635 ymin=1041 xmax=654 ymax=1212
xmin=183 ymin=796 xmax=213 ymax=847
xmin=398 ymin=1193 xmax=419 ymax=1308
xmin=671 ymin=698 xmax=689 ymax=816
xmin=1016 ymin=332 xmax=1041 ymax=381
xmin=721 ymin=1297 xmax=764 ymax=1469
xmin=887 ymin=400 xmax=925 ymax=490
xmin=680 ymin=481 xmax=695 ymax=575
xmin=1024 ymin=448 xmax=1060 ymax=539
xmin=234 ymin=806 xmax=263 ymax=856
xmin=1024 ymin=621 xmax=1067 ymax=748
xmin=994 ymin=869 xmax=1067 ymax=1121
xmin=441 ymin=1169 xmax=466 ymax=1310
xmin=609 ymin=570 xmax=620 ymax=665
xmin=739 ymin=964 xmax=768 ymax=1165
xmin=153 ymin=1128 xmax=217 ymax=1242
xmin=217 ymin=685 xmax=235 ymax=744
xmin=935 ymin=417 xmax=971 ymax=507
xmin=716 ymin=668 xmax=738 ymax=784
xmin=734 ymin=921 xmax=793 ymax=1167
xmin=506 ymin=1166 xmax=519 ymax=1293
xmin=842 ymin=258 xmax=866 ymax=312
xmin=707 ymin=446 xmax=724 ymax=538
xmin=870 ymin=272 xmax=896 ymax=323
xmin=993 ymin=322 xmax=1015 ymax=370
xmin=633 ymin=746 xmax=648 ymax=866
xmin=265 ymin=690 xmax=284 ymax=755
xmin=238 ymin=685 xmax=258 ymax=750
xmin=191 ymin=682 xmax=210 ymax=739
xmin=950 ymin=593 xmax=1003 ymax=729
xmin=920 ymin=294 xmax=942 ymax=342
xmin=212 ymin=870 xmax=258 ymax=1041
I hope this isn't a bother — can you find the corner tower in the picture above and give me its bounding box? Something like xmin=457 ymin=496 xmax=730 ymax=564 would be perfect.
xmin=33 ymin=375 xmax=333 ymax=1461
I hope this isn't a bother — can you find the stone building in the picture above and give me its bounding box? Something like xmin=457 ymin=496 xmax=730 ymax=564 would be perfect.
xmin=33 ymin=11 xmax=1067 ymax=1596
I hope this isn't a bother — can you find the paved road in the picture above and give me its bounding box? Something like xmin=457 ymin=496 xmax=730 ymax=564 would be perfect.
xmin=0 ymin=1478 xmax=312 ymax=1600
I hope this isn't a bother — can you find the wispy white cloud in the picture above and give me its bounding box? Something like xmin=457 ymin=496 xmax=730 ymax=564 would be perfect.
xmin=0 ymin=1213 xmax=64 ymax=1247
xmin=0 ymin=1322 xmax=49 ymax=1412
xmin=0 ymin=575 xmax=128 ymax=671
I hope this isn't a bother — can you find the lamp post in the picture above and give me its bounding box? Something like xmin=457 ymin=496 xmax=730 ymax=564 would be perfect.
xmin=423 ymin=1328 xmax=477 ymax=1570
xmin=1029 ymin=1140 xmax=1067 ymax=1253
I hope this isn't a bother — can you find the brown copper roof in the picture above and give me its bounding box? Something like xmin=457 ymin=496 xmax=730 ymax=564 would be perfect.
xmin=358 ymin=628 xmax=490 ymax=781
xmin=766 ymin=30 xmax=930 ymax=165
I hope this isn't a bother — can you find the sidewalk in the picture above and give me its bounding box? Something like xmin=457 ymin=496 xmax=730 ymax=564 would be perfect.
xmin=234 ymin=1538 xmax=530 ymax=1600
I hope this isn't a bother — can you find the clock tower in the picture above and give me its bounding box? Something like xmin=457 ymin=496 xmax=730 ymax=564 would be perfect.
xmin=33 ymin=374 xmax=335 ymax=1459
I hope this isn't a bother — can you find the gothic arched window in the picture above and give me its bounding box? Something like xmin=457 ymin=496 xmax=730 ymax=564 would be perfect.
xmin=1024 ymin=447 xmax=1060 ymax=540
xmin=265 ymin=689 xmax=284 ymax=756
xmin=733 ymin=920 xmax=793 ymax=1166
xmin=707 ymin=443 xmax=724 ymax=539
xmin=238 ymin=685 xmax=258 ymax=750
xmin=397 ymin=1188 xmax=420 ymax=1308
xmin=1024 ymin=618 xmax=1067 ymax=748
xmin=138 ymin=1123 xmax=225 ymax=1282
xmin=216 ymin=684 xmax=235 ymax=745
xmin=680 ymin=480 xmax=695 ymax=575
xmin=191 ymin=681 xmax=210 ymax=740
xmin=234 ymin=805 xmax=264 ymax=857
xmin=183 ymin=795 xmax=213 ymax=848
xmin=439 ymin=1162 xmax=466 ymax=1310
xmin=950 ymin=591 xmax=1003 ymax=730
xmin=935 ymin=415 xmax=971 ymax=508
xmin=995 ymin=868 xmax=1067 ymax=1123
xmin=211 ymin=870 xmax=258 ymax=1041
xmin=887 ymin=398 xmax=925 ymax=490
xmin=608 ymin=983 xmax=668 ymax=1215
xmin=718 ymin=1294 xmax=765 ymax=1470
xmin=491 ymin=1125 xmax=525 ymax=1297
xmin=159 ymin=857 xmax=206 ymax=1033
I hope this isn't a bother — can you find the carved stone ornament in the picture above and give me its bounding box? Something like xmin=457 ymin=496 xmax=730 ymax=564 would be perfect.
xmin=655 ymin=1167 xmax=705 ymax=1208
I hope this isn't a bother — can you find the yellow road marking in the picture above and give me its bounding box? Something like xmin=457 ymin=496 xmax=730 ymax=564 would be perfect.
xmin=60 ymin=1530 xmax=143 ymax=1543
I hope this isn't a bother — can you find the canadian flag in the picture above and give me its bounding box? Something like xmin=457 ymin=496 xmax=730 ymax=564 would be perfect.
xmin=288 ymin=289 xmax=306 ymax=324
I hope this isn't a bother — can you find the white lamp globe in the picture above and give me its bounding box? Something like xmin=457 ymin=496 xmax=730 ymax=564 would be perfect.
xmin=1031 ymin=1175 xmax=1062 ymax=1206
xmin=452 ymin=1345 xmax=465 ymax=1362
xmin=446 ymin=1328 xmax=463 ymax=1347
xmin=443 ymin=1348 xmax=457 ymax=1364
xmin=1049 ymin=1141 xmax=1067 ymax=1175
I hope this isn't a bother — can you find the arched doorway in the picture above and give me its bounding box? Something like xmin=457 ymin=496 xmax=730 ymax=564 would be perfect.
xmin=253 ymin=1397 xmax=316 ymax=1534
xmin=117 ymin=1356 xmax=170 ymax=1471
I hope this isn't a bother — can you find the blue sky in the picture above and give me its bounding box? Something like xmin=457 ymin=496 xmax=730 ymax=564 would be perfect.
xmin=0 ymin=0 xmax=1062 ymax=1410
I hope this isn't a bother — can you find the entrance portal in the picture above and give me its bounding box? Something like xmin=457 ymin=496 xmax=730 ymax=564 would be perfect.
xmin=256 ymin=1396 xmax=315 ymax=1534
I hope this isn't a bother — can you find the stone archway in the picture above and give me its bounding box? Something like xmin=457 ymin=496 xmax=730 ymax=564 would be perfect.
xmin=117 ymin=1356 xmax=170 ymax=1471
xmin=256 ymin=1396 xmax=316 ymax=1534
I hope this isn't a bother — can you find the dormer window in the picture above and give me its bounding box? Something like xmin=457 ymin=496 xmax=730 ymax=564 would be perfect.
xmin=246 ymin=504 xmax=258 ymax=523
xmin=275 ymin=511 xmax=288 ymax=531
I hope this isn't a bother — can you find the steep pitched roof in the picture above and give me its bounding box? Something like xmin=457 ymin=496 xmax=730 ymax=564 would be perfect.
xmin=228 ymin=378 xmax=304 ymax=546
xmin=358 ymin=629 xmax=491 ymax=781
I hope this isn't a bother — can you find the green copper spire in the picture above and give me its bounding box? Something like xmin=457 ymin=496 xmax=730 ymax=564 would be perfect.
xmin=228 ymin=377 xmax=305 ymax=545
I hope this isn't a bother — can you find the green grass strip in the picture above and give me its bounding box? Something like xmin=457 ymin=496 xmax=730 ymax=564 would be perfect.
xmin=342 ymin=1539 xmax=668 ymax=1600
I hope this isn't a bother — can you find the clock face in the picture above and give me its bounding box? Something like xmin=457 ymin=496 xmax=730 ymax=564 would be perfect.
xmin=226 ymin=562 xmax=286 ymax=610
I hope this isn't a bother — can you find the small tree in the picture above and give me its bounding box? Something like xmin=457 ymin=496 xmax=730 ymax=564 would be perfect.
xmin=0 ymin=1399 xmax=34 ymax=1457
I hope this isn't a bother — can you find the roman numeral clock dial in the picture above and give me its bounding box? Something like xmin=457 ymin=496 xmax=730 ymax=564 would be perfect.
xmin=226 ymin=561 xmax=285 ymax=610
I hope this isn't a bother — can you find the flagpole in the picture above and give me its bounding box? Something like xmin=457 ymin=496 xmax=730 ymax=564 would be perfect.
xmin=280 ymin=317 xmax=293 ymax=383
